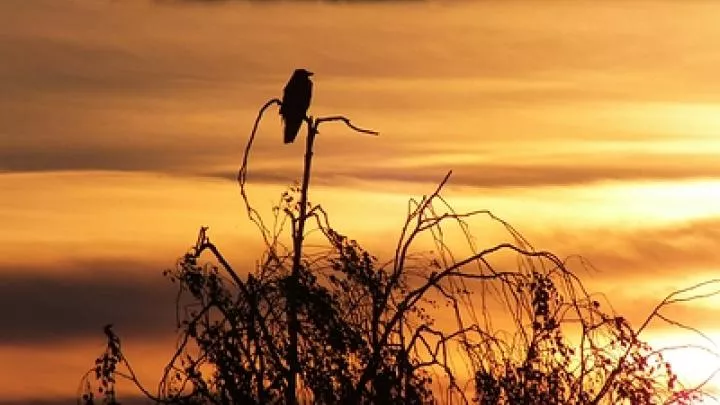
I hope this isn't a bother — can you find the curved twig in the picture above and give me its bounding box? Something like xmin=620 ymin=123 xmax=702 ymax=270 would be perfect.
xmin=316 ymin=115 xmax=379 ymax=136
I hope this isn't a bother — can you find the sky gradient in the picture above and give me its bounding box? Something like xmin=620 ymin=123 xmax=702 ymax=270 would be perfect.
xmin=2 ymin=0 xmax=720 ymax=402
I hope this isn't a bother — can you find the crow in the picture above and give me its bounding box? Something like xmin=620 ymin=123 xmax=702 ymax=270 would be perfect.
xmin=280 ymin=69 xmax=313 ymax=144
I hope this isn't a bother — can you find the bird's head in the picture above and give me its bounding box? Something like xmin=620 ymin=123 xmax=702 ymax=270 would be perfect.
xmin=294 ymin=68 xmax=314 ymax=78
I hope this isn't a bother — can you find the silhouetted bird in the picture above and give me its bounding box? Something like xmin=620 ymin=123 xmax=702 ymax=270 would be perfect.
xmin=280 ymin=69 xmax=313 ymax=144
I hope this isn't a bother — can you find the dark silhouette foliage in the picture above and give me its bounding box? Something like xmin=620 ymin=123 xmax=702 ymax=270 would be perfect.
xmin=80 ymin=74 xmax=720 ymax=405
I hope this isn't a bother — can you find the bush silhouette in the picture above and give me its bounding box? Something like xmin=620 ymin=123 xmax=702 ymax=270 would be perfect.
xmin=80 ymin=74 xmax=719 ymax=405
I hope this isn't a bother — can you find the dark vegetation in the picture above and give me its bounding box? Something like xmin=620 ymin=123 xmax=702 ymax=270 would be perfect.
xmin=80 ymin=77 xmax=720 ymax=404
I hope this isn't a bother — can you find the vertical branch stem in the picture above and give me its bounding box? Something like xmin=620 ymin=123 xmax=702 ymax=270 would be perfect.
xmin=287 ymin=118 xmax=317 ymax=405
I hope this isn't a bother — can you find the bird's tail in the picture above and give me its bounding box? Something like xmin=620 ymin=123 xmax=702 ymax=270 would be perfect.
xmin=284 ymin=119 xmax=302 ymax=144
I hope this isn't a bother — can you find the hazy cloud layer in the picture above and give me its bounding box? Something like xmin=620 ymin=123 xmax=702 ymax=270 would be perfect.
xmin=6 ymin=148 xmax=720 ymax=188
xmin=3 ymin=0 xmax=720 ymax=186
xmin=1 ymin=217 xmax=716 ymax=345
xmin=220 ymin=154 xmax=720 ymax=188
xmin=561 ymin=217 xmax=720 ymax=280
xmin=0 ymin=260 xmax=177 ymax=345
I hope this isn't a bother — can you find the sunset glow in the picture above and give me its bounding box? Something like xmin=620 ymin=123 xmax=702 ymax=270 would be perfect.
xmin=1 ymin=0 xmax=720 ymax=403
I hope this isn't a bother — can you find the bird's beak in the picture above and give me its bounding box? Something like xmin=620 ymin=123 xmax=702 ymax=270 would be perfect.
xmin=307 ymin=71 xmax=314 ymax=76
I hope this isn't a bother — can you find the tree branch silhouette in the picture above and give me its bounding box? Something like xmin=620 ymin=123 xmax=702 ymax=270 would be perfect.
xmin=80 ymin=87 xmax=720 ymax=405
xmin=235 ymin=96 xmax=378 ymax=405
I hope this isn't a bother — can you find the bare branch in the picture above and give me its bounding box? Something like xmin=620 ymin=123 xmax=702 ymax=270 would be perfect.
xmin=316 ymin=115 xmax=379 ymax=136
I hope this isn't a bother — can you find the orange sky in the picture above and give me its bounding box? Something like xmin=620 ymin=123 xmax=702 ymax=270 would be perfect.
xmin=1 ymin=0 xmax=720 ymax=402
